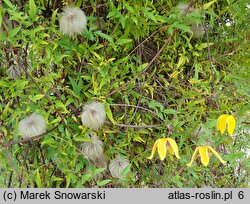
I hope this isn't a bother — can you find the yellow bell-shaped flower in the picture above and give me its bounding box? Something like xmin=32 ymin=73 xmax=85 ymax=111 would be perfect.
xmin=187 ymin=146 xmax=227 ymax=167
xmin=216 ymin=114 xmax=236 ymax=136
xmin=147 ymin=138 xmax=180 ymax=161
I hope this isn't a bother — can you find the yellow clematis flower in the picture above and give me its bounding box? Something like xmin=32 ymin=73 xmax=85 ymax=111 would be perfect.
xmin=147 ymin=138 xmax=180 ymax=161
xmin=187 ymin=146 xmax=227 ymax=167
xmin=216 ymin=114 xmax=236 ymax=136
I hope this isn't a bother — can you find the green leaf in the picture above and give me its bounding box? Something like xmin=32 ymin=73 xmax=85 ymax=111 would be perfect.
xmin=120 ymin=164 xmax=131 ymax=178
xmin=51 ymin=9 xmax=58 ymax=24
xmin=29 ymin=0 xmax=37 ymax=20
xmin=57 ymin=38 xmax=75 ymax=49
xmin=3 ymin=0 xmax=16 ymax=9
xmin=82 ymin=174 xmax=92 ymax=182
xmin=194 ymin=63 xmax=200 ymax=79
xmin=51 ymin=176 xmax=63 ymax=182
xmin=68 ymin=76 xmax=81 ymax=97
xmin=105 ymin=104 xmax=115 ymax=124
xmin=173 ymin=23 xmax=193 ymax=34
xmin=54 ymin=54 xmax=68 ymax=64
xmin=2 ymin=101 xmax=10 ymax=118
xmin=35 ymin=169 xmax=42 ymax=188
xmin=66 ymin=176 xmax=71 ymax=188
xmin=203 ymin=0 xmax=218 ymax=10
xmin=97 ymin=179 xmax=111 ymax=186
xmin=41 ymin=136 xmax=55 ymax=147
xmin=119 ymin=15 xmax=126 ymax=28
xmin=0 ymin=15 xmax=2 ymax=27
xmin=0 ymin=80 xmax=8 ymax=87
xmin=116 ymin=38 xmax=133 ymax=45
xmin=177 ymin=55 xmax=186 ymax=68
xmin=107 ymin=9 xmax=119 ymax=18
xmin=215 ymin=135 xmax=225 ymax=145
xmin=196 ymin=43 xmax=214 ymax=50
xmin=8 ymin=26 xmax=21 ymax=38
xmin=225 ymin=152 xmax=245 ymax=161
xmin=144 ymin=11 xmax=157 ymax=22
xmin=133 ymin=135 xmax=145 ymax=143
xmin=93 ymin=167 xmax=106 ymax=175
xmin=31 ymin=94 xmax=44 ymax=102
xmin=73 ymin=136 xmax=89 ymax=142
xmin=55 ymin=100 xmax=68 ymax=112
xmin=163 ymin=109 xmax=176 ymax=115
xmin=94 ymin=31 xmax=113 ymax=43
xmin=172 ymin=176 xmax=183 ymax=187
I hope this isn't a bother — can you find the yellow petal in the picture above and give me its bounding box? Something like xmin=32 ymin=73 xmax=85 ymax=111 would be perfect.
xmin=207 ymin=146 xmax=227 ymax=164
xmin=227 ymin=115 xmax=236 ymax=136
xmin=217 ymin=114 xmax=228 ymax=135
xmin=166 ymin=138 xmax=180 ymax=159
xmin=199 ymin=146 xmax=210 ymax=166
xmin=157 ymin=138 xmax=167 ymax=161
xmin=166 ymin=144 xmax=174 ymax=160
xmin=167 ymin=146 xmax=174 ymax=155
xmin=187 ymin=147 xmax=199 ymax=167
xmin=147 ymin=139 xmax=159 ymax=160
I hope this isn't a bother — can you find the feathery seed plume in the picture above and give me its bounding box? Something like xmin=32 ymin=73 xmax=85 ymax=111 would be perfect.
xmin=18 ymin=113 xmax=47 ymax=139
xmin=176 ymin=3 xmax=205 ymax=38
xmin=81 ymin=132 xmax=104 ymax=161
xmin=190 ymin=24 xmax=205 ymax=39
xmin=81 ymin=101 xmax=106 ymax=130
xmin=7 ymin=64 xmax=23 ymax=79
xmin=0 ymin=16 xmax=18 ymax=33
xmin=109 ymin=157 xmax=130 ymax=179
xmin=176 ymin=3 xmax=196 ymax=13
xmin=59 ymin=6 xmax=87 ymax=37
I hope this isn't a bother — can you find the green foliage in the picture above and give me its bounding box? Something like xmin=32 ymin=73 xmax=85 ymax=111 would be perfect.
xmin=0 ymin=0 xmax=249 ymax=188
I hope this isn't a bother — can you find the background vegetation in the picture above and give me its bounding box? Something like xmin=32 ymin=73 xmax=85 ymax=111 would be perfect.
xmin=0 ymin=0 xmax=249 ymax=187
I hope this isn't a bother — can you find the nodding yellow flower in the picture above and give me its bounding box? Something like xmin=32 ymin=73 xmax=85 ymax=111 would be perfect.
xmin=216 ymin=114 xmax=236 ymax=136
xmin=148 ymin=138 xmax=180 ymax=161
xmin=187 ymin=146 xmax=227 ymax=167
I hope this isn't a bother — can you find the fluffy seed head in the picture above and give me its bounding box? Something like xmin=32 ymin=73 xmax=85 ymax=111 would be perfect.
xmin=109 ymin=157 xmax=130 ymax=179
xmin=176 ymin=3 xmax=197 ymax=14
xmin=18 ymin=113 xmax=46 ymax=139
xmin=192 ymin=127 xmax=207 ymax=138
xmin=176 ymin=3 xmax=204 ymax=38
xmin=81 ymin=132 xmax=104 ymax=161
xmin=82 ymin=133 xmax=107 ymax=181
xmin=0 ymin=16 xmax=18 ymax=33
xmin=7 ymin=64 xmax=23 ymax=79
xmin=190 ymin=24 xmax=205 ymax=39
xmin=59 ymin=6 xmax=87 ymax=37
xmin=81 ymin=101 xmax=106 ymax=130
